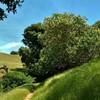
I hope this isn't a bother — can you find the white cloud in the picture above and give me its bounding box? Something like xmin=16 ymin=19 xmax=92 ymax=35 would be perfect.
xmin=0 ymin=42 xmax=22 ymax=49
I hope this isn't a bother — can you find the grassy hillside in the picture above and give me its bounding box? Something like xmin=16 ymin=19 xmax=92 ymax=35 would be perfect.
xmin=31 ymin=59 xmax=100 ymax=100
xmin=0 ymin=53 xmax=22 ymax=69
xmin=0 ymin=53 xmax=22 ymax=78
xmin=0 ymin=87 xmax=30 ymax=100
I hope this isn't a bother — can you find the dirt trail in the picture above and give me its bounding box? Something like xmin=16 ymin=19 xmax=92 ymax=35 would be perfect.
xmin=24 ymin=93 xmax=33 ymax=100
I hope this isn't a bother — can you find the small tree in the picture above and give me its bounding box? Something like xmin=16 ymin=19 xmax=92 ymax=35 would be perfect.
xmin=19 ymin=47 xmax=31 ymax=66
xmin=10 ymin=51 xmax=18 ymax=55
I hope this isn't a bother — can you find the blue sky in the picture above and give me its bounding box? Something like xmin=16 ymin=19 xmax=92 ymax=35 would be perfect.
xmin=0 ymin=0 xmax=100 ymax=53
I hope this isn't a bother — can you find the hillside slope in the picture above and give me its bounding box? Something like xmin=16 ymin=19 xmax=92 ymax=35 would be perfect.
xmin=0 ymin=53 xmax=22 ymax=69
xmin=31 ymin=59 xmax=100 ymax=100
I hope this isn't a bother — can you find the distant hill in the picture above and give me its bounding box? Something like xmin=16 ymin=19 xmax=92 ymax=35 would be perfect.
xmin=0 ymin=52 xmax=22 ymax=69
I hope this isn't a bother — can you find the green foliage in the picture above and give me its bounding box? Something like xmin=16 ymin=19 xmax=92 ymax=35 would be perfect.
xmin=19 ymin=23 xmax=45 ymax=79
xmin=19 ymin=47 xmax=31 ymax=66
xmin=31 ymin=59 xmax=100 ymax=100
xmin=23 ymin=23 xmax=44 ymax=48
xmin=37 ymin=13 xmax=100 ymax=77
xmin=22 ymin=83 xmax=41 ymax=92
xmin=20 ymin=13 xmax=100 ymax=81
xmin=10 ymin=51 xmax=18 ymax=55
xmin=0 ymin=0 xmax=24 ymax=20
xmin=0 ymin=71 xmax=33 ymax=92
xmin=92 ymin=21 xmax=100 ymax=29
xmin=0 ymin=8 xmax=6 ymax=20
xmin=19 ymin=23 xmax=44 ymax=67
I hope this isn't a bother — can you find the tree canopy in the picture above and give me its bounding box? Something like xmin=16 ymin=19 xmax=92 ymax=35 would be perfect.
xmin=92 ymin=21 xmax=100 ymax=29
xmin=19 ymin=13 xmax=100 ymax=81
xmin=19 ymin=23 xmax=44 ymax=67
xmin=38 ymin=13 xmax=100 ymax=76
xmin=0 ymin=0 xmax=24 ymax=20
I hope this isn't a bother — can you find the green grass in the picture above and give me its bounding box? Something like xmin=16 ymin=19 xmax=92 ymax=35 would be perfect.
xmin=0 ymin=87 xmax=30 ymax=100
xmin=0 ymin=53 xmax=22 ymax=69
xmin=31 ymin=59 xmax=100 ymax=100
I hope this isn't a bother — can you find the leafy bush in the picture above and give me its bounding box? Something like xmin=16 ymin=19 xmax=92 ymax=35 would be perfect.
xmin=35 ymin=13 xmax=100 ymax=78
xmin=0 ymin=71 xmax=34 ymax=92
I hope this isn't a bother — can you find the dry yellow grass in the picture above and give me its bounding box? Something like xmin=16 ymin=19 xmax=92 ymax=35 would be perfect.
xmin=0 ymin=53 xmax=23 ymax=78
xmin=0 ymin=53 xmax=22 ymax=69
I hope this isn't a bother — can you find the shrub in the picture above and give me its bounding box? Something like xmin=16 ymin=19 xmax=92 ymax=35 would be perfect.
xmin=0 ymin=71 xmax=34 ymax=92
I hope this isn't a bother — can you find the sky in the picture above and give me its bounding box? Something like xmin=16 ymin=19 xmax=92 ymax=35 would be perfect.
xmin=0 ymin=0 xmax=100 ymax=53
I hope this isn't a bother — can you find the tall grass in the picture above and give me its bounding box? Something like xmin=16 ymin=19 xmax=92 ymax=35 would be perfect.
xmin=31 ymin=59 xmax=100 ymax=100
